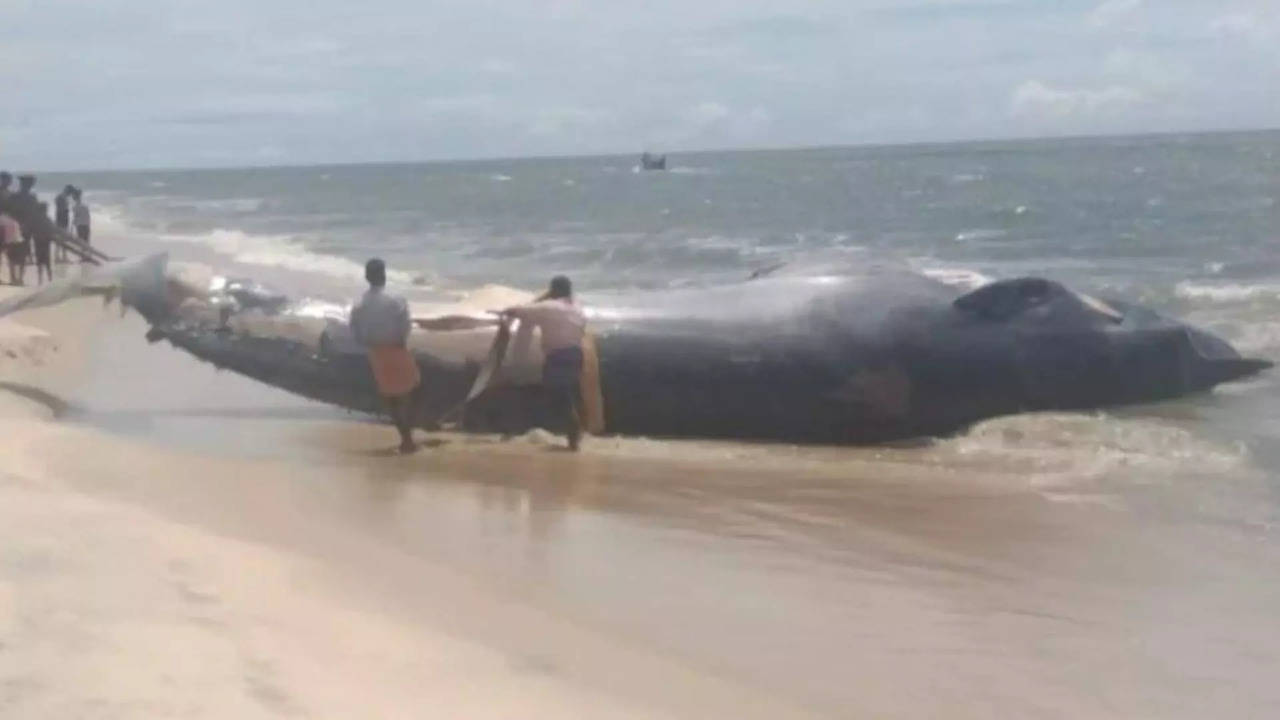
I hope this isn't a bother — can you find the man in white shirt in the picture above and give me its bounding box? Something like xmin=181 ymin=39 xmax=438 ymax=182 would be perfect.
xmin=350 ymin=258 xmax=421 ymax=453
xmin=504 ymin=275 xmax=587 ymax=450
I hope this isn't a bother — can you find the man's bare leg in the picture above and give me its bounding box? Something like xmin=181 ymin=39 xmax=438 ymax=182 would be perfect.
xmin=384 ymin=396 xmax=416 ymax=454
xmin=553 ymin=387 xmax=581 ymax=452
xmin=399 ymin=391 xmax=421 ymax=453
xmin=395 ymin=396 xmax=416 ymax=453
xmin=568 ymin=389 xmax=585 ymax=452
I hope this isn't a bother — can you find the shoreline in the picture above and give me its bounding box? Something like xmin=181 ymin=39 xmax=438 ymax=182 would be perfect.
xmin=0 ymin=290 xmax=826 ymax=719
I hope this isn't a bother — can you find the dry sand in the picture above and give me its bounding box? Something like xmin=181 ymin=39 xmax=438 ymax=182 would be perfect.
xmin=0 ymin=288 xmax=823 ymax=720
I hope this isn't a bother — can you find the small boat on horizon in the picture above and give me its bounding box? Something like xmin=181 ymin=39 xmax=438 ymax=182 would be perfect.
xmin=640 ymin=152 xmax=667 ymax=171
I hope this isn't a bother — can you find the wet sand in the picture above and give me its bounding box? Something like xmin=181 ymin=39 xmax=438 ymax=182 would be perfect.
xmin=2 ymin=281 xmax=1280 ymax=718
xmin=0 ymin=294 xmax=827 ymax=719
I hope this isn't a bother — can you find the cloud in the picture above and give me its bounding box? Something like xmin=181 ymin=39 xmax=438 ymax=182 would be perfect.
xmin=732 ymin=108 xmax=773 ymax=140
xmin=704 ymin=13 xmax=842 ymax=41
xmin=525 ymin=107 xmax=611 ymax=138
xmin=1087 ymin=0 xmax=1142 ymax=28
xmin=687 ymin=102 xmax=733 ymax=129
xmin=1010 ymin=80 xmax=1144 ymax=118
xmin=414 ymin=95 xmax=501 ymax=117
xmin=668 ymin=103 xmax=772 ymax=144
xmin=1209 ymin=12 xmax=1273 ymax=41
xmin=867 ymin=2 xmax=1030 ymax=24
xmin=1102 ymin=49 xmax=1184 ymax=90
xmin=629 ymin=101 xmax=775 ymax=149
xmin=157 ymin=93 xmax=344 ymax=129
xmin=478 ymin=59 xmax=519 ymax=77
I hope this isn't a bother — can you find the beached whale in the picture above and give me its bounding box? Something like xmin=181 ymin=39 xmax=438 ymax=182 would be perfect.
xmin=569 ymin=263 xmax=1271 ymax=443
xmin=2 ymin=254 xmax=1270 ymax=444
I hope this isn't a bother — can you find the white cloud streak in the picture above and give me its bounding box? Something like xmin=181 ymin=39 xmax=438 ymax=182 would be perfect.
xmin=1087 ymin=0 xmax=1142 ymax=28
xmin=1010 ymin=81 xmax=1144 ymax=118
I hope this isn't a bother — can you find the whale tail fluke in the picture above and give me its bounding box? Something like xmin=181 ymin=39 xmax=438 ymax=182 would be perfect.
xmin=0 ymin=253 xmax=170 ymax=322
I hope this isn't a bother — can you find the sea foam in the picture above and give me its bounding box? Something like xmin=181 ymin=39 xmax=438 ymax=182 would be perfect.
xmin=98 ymin=205 xmax=410 ymax=284
xmin=1176 ymin=281 xmax=1280 ymax=303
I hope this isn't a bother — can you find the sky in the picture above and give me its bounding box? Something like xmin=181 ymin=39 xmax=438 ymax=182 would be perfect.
xmin=0 ymin=0 xmax=1276 ymax=170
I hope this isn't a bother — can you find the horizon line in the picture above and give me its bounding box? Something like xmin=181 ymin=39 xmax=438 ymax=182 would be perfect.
xmin=24 ymin=124 xmax=1280 ymax=176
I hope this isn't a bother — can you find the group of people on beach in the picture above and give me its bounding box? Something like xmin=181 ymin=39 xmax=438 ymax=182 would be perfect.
xmin=352 ymin=259 xmax=587 ymax=454
xmin=0 ymin=173 xmax=93 ymax=286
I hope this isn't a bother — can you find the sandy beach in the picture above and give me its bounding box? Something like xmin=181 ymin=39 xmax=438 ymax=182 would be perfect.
xmin=0 ymin=290 xmax=837 ymax=719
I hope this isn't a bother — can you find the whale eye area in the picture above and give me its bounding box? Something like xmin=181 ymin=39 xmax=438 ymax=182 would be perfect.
xmin=953 ymin=277 xmax=1054 ymax=321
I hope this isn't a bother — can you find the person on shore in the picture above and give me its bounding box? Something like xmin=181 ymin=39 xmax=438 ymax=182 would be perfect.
xmin=72 ymin=189 xmax=91 ymax=248
xmin=5 ymin=222 xmax=27 ymax=285
xmin=14 ymin=174 xmax=37 ymax=242
xmin=5 ymin=175 xmax=37 ymax=286
xmin=54 ymin=186 xmax=73 ymax=262
xmin=0 ymin=172 xmax=11 ymax=279
xmin=14 ymin=174 xmax=35 ymax=207
xmin=0 ymin=173 xmax=12 ymax=213
xmin=32 ymin=202 xmax=53 ymax=284
xmin=503 ymin=275 xmax=587 ymax=451
xmin=0 ymin=210 xmax=16 ymax=283
xmin=350 ymin=258 xmax=421 ymax=454
xmin=54 ymin=186 xmax=71 ymax=231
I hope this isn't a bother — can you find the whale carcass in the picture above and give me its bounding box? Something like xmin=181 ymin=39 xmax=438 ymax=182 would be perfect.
xmin=5 ymin=253 xmax=1270 ymax=445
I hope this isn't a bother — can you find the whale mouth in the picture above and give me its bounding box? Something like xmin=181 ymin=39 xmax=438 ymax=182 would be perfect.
xmin=1181 ymin=326 xmax=1274 ymax=387
xmin=1199 ymin=357 xmax=1274 ymax=386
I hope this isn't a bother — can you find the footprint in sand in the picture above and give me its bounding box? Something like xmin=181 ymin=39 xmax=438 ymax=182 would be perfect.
xmin=242 ymin=657 xmax=305 ymax=717
xmin=508 ymin=652 xmax=561 ymax=676
xmin=165 ymin=558 xmax=223 ymax=629
xmin=165 ymin=559 xmax=305 ymax=716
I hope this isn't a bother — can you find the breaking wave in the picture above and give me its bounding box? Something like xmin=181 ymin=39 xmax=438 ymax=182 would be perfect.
xmin=97 ymin=205 xmax=411 ymax=284
xmin=171 ymin=228 xmax=375 ymax=280
xmin=953 ymin=228 xmax=1009 ymax=243
xmin=1177 ymin=281 xmax=1280 ymax=304
xmin=919 ymin=266 xmax=994 ymax=291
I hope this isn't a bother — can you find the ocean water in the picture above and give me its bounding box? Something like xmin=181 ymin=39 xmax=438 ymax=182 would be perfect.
xmin=58 ymin=130 xmax=1276 ymax=292
xmin=54 ymin=129 xmax=1280 ymax=446
xmin=33 ymin=130 xmax=1280 ymax=716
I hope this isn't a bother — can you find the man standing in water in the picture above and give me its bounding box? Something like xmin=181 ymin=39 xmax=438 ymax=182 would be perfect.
xmin=504 ymin=275 xmax=587 ymax=451
xmin=350 ymin=258 xmax=421 ymax=453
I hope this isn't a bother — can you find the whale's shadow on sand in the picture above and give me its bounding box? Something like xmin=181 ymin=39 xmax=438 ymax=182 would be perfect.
xmin=0 ymin=381 xmax=349 ymax=425
xmin=0 ymin=381 xmax=78 ymax=418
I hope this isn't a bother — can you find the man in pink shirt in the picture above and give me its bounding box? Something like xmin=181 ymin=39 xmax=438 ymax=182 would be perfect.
xmin=504 ymin=275 xmax=587 ymax=451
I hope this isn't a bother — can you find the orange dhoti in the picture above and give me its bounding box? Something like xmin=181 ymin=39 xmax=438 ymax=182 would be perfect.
xmin=367 ymin=345 xmax=421 ymax=397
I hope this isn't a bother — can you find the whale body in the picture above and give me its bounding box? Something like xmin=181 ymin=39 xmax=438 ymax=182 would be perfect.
xmin=74 ymin=254 xmax=1264 ymax=445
